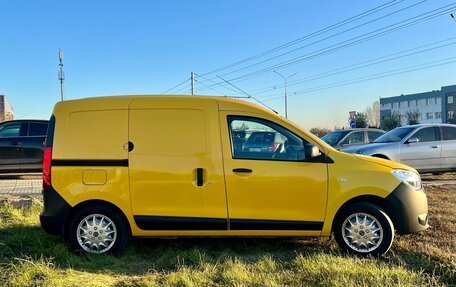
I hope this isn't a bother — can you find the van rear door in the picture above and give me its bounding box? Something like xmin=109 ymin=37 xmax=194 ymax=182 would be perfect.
xmin=128 ymin=98 xmax=228 ymax=231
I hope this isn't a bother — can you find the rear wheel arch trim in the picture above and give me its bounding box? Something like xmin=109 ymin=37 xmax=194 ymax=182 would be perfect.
xmin=64 ymin=200 xmax=132 ymax=239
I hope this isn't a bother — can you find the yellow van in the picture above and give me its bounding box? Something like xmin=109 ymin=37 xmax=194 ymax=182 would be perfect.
xmin=40 ymin=96 xmax=428 ymax=256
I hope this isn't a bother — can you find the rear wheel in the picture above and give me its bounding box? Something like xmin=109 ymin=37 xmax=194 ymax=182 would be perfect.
xmin=334 ymin=202 xmax=394 ymax=256
xmin=68 ymin=206 xmax=128 ymax=255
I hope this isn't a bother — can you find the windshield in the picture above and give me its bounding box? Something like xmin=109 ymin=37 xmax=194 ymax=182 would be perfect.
xmin=321 ymin=130 xmax=350 ymax=146
xmin=373 ymin=127 xmax=415 ymax=143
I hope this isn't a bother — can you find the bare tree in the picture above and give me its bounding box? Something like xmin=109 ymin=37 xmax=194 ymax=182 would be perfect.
xmin=309 ymin=127 xmax=331 ymax=137
xmin=365 ymin=101 xmax=380 ymax=127
xmin=372 ymin=101 xmax=380 ymax=127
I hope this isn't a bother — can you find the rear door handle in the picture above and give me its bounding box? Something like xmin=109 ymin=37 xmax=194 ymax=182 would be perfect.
xmin=432 ymin=145 xmax=440 ymax=148
xmin=11 ymin=141 xmax=21 ymax=146
xmin=196 ymin=168 xmax=204 ymax=187
xmin=233 ymin=168 xmax=253 ymax=173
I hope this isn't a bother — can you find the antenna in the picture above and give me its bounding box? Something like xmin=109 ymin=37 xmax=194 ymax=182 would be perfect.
xmin=58 ymin=48 xmax=65 ymax=101
xmin=216 ymin=75 xmax=279 ymax=114
xmin=191 ymin=72 xmax=195 ymax=95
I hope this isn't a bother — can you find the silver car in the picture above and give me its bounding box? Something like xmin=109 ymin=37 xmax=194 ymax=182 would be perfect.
xmin=342 ymin=124 xmax=456 ymax=174
xmin=321 ymin=128 xmax=385 ymax=150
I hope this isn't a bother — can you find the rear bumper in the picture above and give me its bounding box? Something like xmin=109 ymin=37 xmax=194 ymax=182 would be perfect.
xmin=385 ymin=182 xmax=429 ymax=235
xmin=40 ymin=186 xmax=71 ymax=237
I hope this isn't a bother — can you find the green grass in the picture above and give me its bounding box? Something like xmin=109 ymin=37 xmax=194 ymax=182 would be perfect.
xmin=0 ymin=186 xmax=455 ymax=287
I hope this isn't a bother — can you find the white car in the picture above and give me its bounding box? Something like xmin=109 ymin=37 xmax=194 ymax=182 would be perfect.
xmin=342 ymin=124 xmax=456 ymax=174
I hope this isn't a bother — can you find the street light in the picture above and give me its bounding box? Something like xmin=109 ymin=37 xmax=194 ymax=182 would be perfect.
xmin=273 ymin=70 xmax=297 ymax=119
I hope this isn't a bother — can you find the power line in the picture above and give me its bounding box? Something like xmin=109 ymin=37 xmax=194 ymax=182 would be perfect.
xmin=261 ymin=56 xmax=456 ymax=102
xmin=203 ymin=3 xmax=456 ymax=87
xmin=227 ymin=3 xmax=456 ymax=83
xmin=161 ymin=77 xmax=190 ymax=94
xmin=199 ymin=0 xmax=405 ymax=77
xmin=248 ymin=36 xmax=456 ymax=96
xmin=213 ymin=0 xmax=427 ymax=80
xmin=195 ymin=73 xmax=243 ymax=95
xmin=194 ymin=77 xmax=228 ymax=96
xmin=216 ymin=75 xmax=279 ymax=114
xmin=172 ymin=83 xmax=192 ymax=95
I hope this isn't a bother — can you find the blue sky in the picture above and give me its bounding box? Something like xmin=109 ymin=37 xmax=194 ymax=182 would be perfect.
xmin=1 ymin=0 xmax=456 ymax=129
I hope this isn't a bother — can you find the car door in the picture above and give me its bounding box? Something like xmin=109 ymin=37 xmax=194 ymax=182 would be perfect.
xmin=400 ymin=126 xmax=442 ymax=171
xmin=339 ymin=131 xmax=365 ymax=148
xmin=440 ymin=126 xmax=456 ymax=170
xmin=220 ymin=112 xmax=328 ymax=232
xmin=0 ymin=121 xmax=25 ymax=172
xmin=128 ymin=98 xmax=228 ymax=231
xmin=20 ymin=121 xmax=48 ymax=171
xmin=367 ymin=131 xmax=385 ymax=143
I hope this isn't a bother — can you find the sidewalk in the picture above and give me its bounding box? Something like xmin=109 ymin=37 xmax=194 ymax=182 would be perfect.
xmin=0 ymin=175 xmax=42 ymax=196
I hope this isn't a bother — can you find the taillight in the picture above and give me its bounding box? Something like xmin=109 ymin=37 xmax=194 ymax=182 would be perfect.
xmin=43 ymin=147 xmax=52 ymax=189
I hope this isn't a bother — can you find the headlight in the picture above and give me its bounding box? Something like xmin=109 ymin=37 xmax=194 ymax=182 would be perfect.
xmin=392 ymin=169 xmax=422 ymax=190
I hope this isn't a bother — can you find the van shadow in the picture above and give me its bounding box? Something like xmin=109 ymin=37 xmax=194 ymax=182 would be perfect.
xmin=0 ymin=224 xmax=332 ymax=276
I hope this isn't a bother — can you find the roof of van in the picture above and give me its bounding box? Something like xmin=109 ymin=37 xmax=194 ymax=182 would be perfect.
xmin=53 ymin=95 xmax=278 ymax=116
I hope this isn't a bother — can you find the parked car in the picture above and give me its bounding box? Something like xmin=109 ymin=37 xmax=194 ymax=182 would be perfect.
xmin=342 ymin=124 xmax=456 ymax=174
xmin=321 ymin=128 xmax=386 ymax=149
xmin=40 ymin=96 xmax=428 ymax=256
xmin=0 ymin=119 xmax=49 ymax=173
xmin=242 ymin=131 xmax=285 ymax=153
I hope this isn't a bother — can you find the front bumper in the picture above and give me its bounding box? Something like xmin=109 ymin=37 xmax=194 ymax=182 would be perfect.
xmin=385 ymin=182 xmax=429 ymax=235
xmin=40 ymin=186 xmax=72 ymax=237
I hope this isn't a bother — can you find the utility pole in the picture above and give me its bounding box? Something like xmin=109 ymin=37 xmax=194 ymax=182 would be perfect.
xmin=273 ymin=70 xmax=297 ymax=119
xmin=58 ymin=49 xmax=65 ymax=101
xmin=191 ymin=72 xmax=195 ymax=95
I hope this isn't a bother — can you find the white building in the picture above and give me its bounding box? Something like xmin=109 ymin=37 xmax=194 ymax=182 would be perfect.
xmin=380 ymin=85 xmax=456 ymax=125
xmin=0 ymin=95 xmax=14 ymax=122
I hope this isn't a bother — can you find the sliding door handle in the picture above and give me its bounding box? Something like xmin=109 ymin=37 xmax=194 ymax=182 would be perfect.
xmin=196 ymin=168 xmax=204 ymax=186
xmin=233 ymin=168 xmax=252 ymax=173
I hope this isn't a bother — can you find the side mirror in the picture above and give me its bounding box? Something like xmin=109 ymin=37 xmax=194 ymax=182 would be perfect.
xmin=407 ymin=137 xmax=420 ymax=144
xmin=304 ymin=143 xmax=321 ymax=159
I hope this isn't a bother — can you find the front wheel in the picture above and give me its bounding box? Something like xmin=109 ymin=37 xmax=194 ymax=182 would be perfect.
xmin=68 ymin=206 xmax=129 ymax=255
xmin=334 ymin=202 xmax=394 ymax=256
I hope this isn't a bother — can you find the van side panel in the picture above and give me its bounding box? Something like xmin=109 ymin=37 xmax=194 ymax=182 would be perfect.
xmin=51 ymin=109 xmax=133 ymax=229
xmin=53 ymin=110 xmax=128 ymax=160
xmin=321 ymin=152 xmax=400 ymax=236
xmin=128 ymin=98 xmax=228 ymax=235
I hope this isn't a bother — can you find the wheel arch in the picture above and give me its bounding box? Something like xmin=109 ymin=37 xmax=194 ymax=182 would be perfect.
xmin=64 ymin=199 xmax=132 ymax=239
xmin=332 ymin=194 xmax=395 ymax=233
xmin=371 ymin=154 xmax=390 ymax=160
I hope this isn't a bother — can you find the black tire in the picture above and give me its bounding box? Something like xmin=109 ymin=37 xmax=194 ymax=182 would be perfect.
xmin=334 ymin=202 xmax=394 ymax=257
xmin=68 ymin=205 xmax=129 ymax=255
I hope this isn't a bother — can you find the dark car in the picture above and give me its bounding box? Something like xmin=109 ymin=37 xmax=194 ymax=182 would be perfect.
xmin=321 ymin=128 xmax=386 ymax=150
xmin=242 ymin=131 xmax=285 ymax=151
xmin=0 ymin=120 xmax=49 ymax=173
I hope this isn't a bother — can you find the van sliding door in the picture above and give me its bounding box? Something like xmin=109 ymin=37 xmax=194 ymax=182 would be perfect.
xmin=128 ymin=98 xmax=228 ymax=231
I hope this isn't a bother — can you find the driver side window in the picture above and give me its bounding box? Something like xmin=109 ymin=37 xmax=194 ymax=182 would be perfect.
xmin=409 ymin=127 xmax=440 ymax=143
xmin=228 ymin=116 xmax=306 ymax=161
